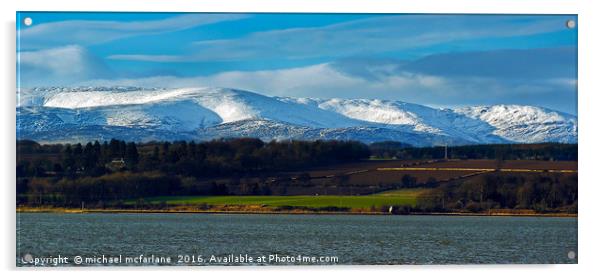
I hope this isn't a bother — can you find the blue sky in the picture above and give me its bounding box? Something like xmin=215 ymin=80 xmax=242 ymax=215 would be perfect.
xmin=16 ymin=12 xmax=578 ymax=114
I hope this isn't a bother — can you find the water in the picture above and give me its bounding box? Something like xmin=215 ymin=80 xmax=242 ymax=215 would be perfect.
xmin=16 ymin=213 xmax=577 ymax=266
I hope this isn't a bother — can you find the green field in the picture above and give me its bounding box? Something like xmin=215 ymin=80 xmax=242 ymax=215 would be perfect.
xmin=137 ymin=188 xmax=427 ymax=209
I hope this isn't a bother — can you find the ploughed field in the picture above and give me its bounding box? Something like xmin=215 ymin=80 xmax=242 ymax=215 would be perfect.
xmin=421 ymin=159 xmax=577 ymax=170
xmin=345 ymin=170 xmax=477 ymax=185
xmin=281 ymin=159 xmax=577 ymax=187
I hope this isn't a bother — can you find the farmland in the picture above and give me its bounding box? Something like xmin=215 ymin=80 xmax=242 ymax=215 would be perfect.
xmin=128 ymin=158 xmax=578 ymax=211
xmin=17 ymin=140 xmax=578 ymax=214
xmin=135 ymin=188 xmax=427 ymax=209
xmin=418 ymin=159 xmax=577 ymax=171
xmin=255 ymin=159 xmax=578 ymax=195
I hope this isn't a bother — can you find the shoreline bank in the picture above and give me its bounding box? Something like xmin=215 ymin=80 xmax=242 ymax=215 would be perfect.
xmin=16 ymin=206 xmax=577 ymax=218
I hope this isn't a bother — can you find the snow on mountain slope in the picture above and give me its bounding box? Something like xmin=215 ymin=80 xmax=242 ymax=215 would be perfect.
xmin=17 ymin=87 xmax=578 ymax=145
xmin=454 ymin=105 xmax=577 ymax=143
xmin=187 ymin=88 xmax=361 ymax=128
xmin=18 ymin=100 xmax=222 ymax=132
xmin=19 ymin=87 xmax=187 ymax=108
xmin=279 ymin=97 xmax=436 ymax=131
xmin=279 ymin=97 xmax=506 ymax=143
xmin=198 ymin=119 xmax=473 ymax=146
xmin=100 ymin=100 xmax=222 ymax=131
xmin=19 ymin=87 xmax=362 ymax=128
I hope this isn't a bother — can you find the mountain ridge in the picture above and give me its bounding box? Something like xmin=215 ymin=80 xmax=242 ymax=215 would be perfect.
xmin=17 ymin=86 xmax=577 ymax=146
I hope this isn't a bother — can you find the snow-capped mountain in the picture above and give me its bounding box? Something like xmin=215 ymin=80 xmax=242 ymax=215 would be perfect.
xmin=454 ymin=105 xmax=578 ymax=144
xmin=16 ymin=87 xmax=578 ymax=146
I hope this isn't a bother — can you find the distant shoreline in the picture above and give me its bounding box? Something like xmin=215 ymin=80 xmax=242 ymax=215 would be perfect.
xmin=16 ymin=206 xmax=577 ymax=218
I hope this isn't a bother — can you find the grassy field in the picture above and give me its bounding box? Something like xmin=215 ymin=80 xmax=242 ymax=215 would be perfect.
xmin=136 ymin=188 xmax=428 ymax=209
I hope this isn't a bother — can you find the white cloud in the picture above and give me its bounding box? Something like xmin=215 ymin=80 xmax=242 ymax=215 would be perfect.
xmin=78 ymin=63 xmax=447 ymax=97
xmin=75 ymin=62 xmax=467 ymax=107
xmin=20 ymin=14 xmax=248 ymax=49
xmin=74 ymin=61 xmax=576 ymax=113
xmin=108 ymin=15 xmax=570 ymax=62
xmin=19 ymin=45 xmax=112 ymax=86
xmin=18 ymin=46 xmax=577 ymax=113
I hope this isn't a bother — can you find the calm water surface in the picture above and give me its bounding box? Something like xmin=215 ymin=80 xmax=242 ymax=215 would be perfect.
xmin=16 ymin=213 xmax=577 ymax=265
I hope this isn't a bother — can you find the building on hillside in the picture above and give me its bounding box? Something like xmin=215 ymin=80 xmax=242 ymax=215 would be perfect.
xmin=105 ymin=158 xmax=126 ymax=171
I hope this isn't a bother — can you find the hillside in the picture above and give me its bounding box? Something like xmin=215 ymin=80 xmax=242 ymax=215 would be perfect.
xmin=17 ymin=87 xmax=578 ymax=145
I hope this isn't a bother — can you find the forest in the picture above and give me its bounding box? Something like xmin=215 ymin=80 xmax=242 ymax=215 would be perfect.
xmin=17 ymin=138 xmax=371 ymax=178
xmin=414 ymin=172 xmax=578 ymax=214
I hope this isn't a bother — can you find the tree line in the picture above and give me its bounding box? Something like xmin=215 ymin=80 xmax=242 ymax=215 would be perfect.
xmin=415 ymin=172 xmax=578 ymax=213
xmin=369 ymin=142 xmax=577 ymax=161
xmin=17 ymin=138 xmax=371 ymax=178
xmin=17 ymin=138 xmax=371 ymax=206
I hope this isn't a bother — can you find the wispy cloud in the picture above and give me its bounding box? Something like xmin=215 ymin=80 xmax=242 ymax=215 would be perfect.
xmin=77 ymin=60 xmax=577 ymax=114
xmin=106 ymin=54 xmax=182 ymax=62
xmin=19 ymin=14 xmax=248 ymax=49
xmin=19 ymin=43 xmax=577 ymax=113
xmin=331 ymin=47 xmax=577 ymax=80
xmin=18 ymin=45 xmax=113 ymax=86
xmin=108 ymin=15 xmax=572 ymax=63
